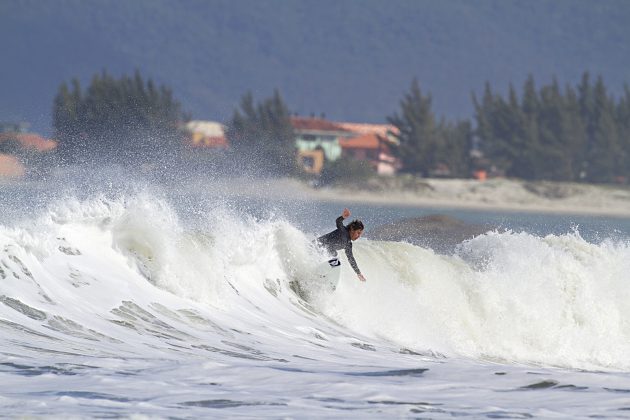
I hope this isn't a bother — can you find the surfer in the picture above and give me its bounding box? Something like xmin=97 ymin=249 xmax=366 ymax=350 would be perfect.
xmin=316 ymin=208 xmax=366 ymax=282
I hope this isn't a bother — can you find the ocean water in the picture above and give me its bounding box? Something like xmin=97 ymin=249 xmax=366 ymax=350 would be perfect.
xmin=2 ymin=175 xmax=630 ymax=418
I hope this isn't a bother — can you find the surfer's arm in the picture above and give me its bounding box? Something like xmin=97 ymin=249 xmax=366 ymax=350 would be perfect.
xmin=344 ymin=243 xmax=362 ymax=275
xmin=336 ymin=215 xmax=345 ymax=230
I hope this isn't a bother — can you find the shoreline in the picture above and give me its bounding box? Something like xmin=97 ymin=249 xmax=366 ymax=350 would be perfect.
xmin=279 ymin=178 xmax=630 ymax=219
xmin=310 ymin=189 xmax=630 ymax=218
xmin=4 ymin=174 xmax=630 ymax=219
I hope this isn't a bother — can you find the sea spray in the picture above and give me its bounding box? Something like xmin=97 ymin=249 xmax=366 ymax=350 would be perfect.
xmin=313 ymin=231 xmax=630 ymax=370
xmin=455 ymin=231 xmax=630 ymax=368
xmin=2 ymin=192 xmax=630 ymax=371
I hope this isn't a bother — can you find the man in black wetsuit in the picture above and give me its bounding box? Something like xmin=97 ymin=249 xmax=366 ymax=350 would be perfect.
xmin=316 ymin=208 xmax=366 ymax=282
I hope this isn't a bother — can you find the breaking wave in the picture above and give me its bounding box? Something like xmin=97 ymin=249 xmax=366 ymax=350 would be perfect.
xmin=1 ymin=193 xmax=629 ymax=371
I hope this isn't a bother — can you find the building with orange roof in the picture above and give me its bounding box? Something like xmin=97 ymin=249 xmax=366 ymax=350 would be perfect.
xmin=183 ymin=120 xmax=229 ymax=149
xmin=291 ymin=116 xmax=401 ymax=175
xmin=0 ymin=132 xmax=58 ymax=152
xmin=339 ymin=132 xmax=400 ymax=175
xmin=291 ymin=116 xmax=350 ymax=162
xmin=336 ymin=122 xmax=400 ymax=140
xmin=291 ymin=116 xmax=353 ymax=174
xmin=0 ymin=154 xmax=26 ymax=178
xmin=0 ymin=124 xmax=57 ymax=178
xmin=337 ymin=121 xmax=400 ymax=175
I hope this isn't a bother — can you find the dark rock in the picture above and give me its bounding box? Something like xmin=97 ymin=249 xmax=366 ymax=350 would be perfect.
xmin=368 ymin=214 xmax=493 ymax=254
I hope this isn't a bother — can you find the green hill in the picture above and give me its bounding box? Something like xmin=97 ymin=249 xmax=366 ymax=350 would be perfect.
xmin=2 ymin=0 xmax=630 ymax=134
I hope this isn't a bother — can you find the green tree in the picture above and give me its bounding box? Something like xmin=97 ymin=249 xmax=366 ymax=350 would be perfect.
xmin=433 ymin=119 xmax=473 ymax=178
xmin=52 ymin=70 xmax=185 ymax=165
xmin=563 ymin=83 xmax=588 ymax=180
xmin=390 ymin=79 xmax=472 ymax=177
xmin=617 ymin=85 xmax=630 ymax=179
xmin=52 ymin=78 xmax=84 ymax=161
xmin=473 ymin=82 xmax=530 ymax=178
xmin=388 ymin=79 xmax=439 ymax=175
xmin=534 ymin=78 xmax=575 ymax=180
xmin=517 ymin=76 xmax=541 ymax=179
xmin=473 ymin=72 xmax=626 ymax=183
xmin=226 ymin=89 xmax=296 ymax=176
xmin=583 ymin=76 xmax=620 ymax=183
xmin=320 ymin=156 xmax=375 ymax=185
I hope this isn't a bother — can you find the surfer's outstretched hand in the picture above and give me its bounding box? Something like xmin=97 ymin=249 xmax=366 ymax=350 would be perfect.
xmin=357 ymin=273 xmax=366 ymax=282
xmin=342 ymin=208 xmax=351 ymax=219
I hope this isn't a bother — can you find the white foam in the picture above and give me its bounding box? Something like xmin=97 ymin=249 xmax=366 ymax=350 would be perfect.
xmin=1 ymin=194 xmax=630 ymax=373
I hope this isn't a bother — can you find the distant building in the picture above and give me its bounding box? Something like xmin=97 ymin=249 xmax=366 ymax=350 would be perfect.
xmin=291 ymin=116 xmax=400 ymax=176
xmin=0 ymin=132 xmax=57 ymax=152
xmin=0 ymin=124 xmax=57 ymax=178
xmin=291 ymin=116 xmax=351 ymax=166
xmin=335 ymin=122 xmax=399 ymax=141
xmin=337 ymin=122 xmax=400 ymax=176
xmin=183 ymin=120 xmax=228 ymax=149
xmin=0 ymin=154 xmax=25 ymax=178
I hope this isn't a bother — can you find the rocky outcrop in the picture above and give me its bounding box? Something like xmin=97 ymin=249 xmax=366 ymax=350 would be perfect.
xmin=368 ymin=214 xmax=493 ymax=254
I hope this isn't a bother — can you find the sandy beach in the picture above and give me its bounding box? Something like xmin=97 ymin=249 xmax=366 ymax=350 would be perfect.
xmin=5 ymin=174 xmax=630 ymax=218
xmin=321 ymin=178 xmax=630 ymax=217
xmin=218 ymin=176 xmax=630 ymax=218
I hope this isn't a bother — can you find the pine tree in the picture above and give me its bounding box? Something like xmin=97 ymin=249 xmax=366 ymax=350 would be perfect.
xmin=52 ymin=70 xmax=184 ymax=165
xmin=434 ymin=119 xmax=473 ymax=178
xmin=226 ymin=89 xmax=295 ymax=176
xmin=585 ymin=76 xmax=620 ymax=183
xmin=617 ymin=85 xmax=630 ymax=179
xmin=535 ymin=78 xmax=574 ymax=180
xmin=474 ymin=82 xmax=527 ymax=177
xmin=472 ymin=73 xmax=626 ymax=183
xmin=388 ymin=79 xmax=438 ymax=175
xmin=563 ymin=83 xmax=588 ymax=180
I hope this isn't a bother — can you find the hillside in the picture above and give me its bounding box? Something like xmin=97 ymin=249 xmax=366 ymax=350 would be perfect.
xmin=2 ymin=0 xmax=630 ymax=135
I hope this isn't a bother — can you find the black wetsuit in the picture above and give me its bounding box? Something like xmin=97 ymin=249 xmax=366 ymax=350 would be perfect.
xmin=316 ymin=216 xmax=361 ymax=275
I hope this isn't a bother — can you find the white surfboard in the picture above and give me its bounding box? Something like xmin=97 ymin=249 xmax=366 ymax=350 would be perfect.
xmin=314 ymin=257 xmax=342 ymax=292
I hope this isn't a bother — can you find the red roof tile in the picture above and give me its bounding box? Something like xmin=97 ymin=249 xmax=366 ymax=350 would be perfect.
xmin=339 ymin=133 xmax=382 ymax=149
xmin=0 ymin=133 xmax=57 ymax=152
xmin=0 ymin=154 xmax=26 ymax=177
xmin=337 ymin=122 xmax=399 ymax=137
xmin=290 ymin=116 xmax=348 ymax=132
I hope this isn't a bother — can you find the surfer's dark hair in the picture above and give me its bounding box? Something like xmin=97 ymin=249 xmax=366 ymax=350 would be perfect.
xmin=348 ymin=219 xmax=364 ymax=231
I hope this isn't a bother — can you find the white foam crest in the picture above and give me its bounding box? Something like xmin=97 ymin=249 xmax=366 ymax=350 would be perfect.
xmin=1 ymin=192 xmax=321 ymax=310
xmin=455 ymin=231 xmax=630 ymax=368
xmin=195 ymin=208 xmax=323 ymax=303
xmin=321 ymin=240 xmax=468 ymax=353
xmin=4 ymin=193 xmax=630 ymax=371
xmin=322 ymin=231 xmax=630 ymax=370
xmin=47 ymin=194 xmax=322 ymax=306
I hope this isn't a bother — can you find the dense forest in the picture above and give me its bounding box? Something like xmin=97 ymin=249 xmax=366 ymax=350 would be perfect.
xmin=47 ymin=69 xmax=630 ymax=185
xmin=52 ymin=71 xmax=185 ymax=166
xmin=473 ymin=73 xmax=630 ymax=183
xmin=387 ymin=73 xmax=630 ymax=184
xmin=388 ymin=80 xmax=473 ymax=179
xmin=226 ymin=90 xmax=295 ymax=177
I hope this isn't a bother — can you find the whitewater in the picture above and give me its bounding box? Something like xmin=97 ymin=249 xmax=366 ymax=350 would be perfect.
xmin=2 ymin=178 xmax=630 ymax=418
